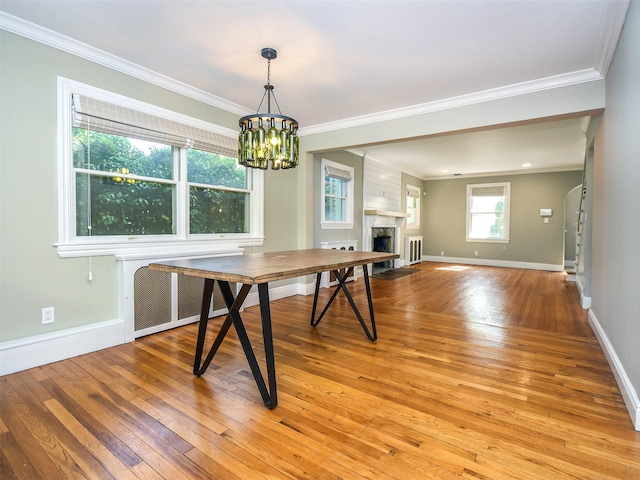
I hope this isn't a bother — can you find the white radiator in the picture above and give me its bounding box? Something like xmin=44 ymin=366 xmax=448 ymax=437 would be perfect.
xmin=320 ymin=240 xmax=358 ymax=287
xmin=117 ymin=249 xmax=242 ymax=341
xmin=405 ymin=236 xmax=423 ymax=265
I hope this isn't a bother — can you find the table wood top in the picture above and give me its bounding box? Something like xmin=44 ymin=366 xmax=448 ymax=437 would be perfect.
xmin=148 ymin=249 xmax=399 ymax=284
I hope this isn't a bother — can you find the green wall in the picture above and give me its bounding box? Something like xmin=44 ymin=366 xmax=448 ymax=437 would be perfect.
xmin=312 ymin=151 xmax=363 ymax=248
xmin=423 ymin=171 xmax=582 ymax=266
xmin=0 ymin=31 xmax=292 ymax=341
xmin=308 ymin=156 xmax=580 ymax=269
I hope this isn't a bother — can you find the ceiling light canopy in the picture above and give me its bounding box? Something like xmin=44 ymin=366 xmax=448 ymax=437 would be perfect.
xmin=238 ymin=48 xmax=299 ymax=170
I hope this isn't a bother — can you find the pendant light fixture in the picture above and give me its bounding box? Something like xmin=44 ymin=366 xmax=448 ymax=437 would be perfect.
xmin=238 ymin=47 xmax=299 ymax=170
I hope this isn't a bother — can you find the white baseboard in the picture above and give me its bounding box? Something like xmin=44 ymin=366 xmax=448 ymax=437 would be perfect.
xmin=242 ymin=276 xmax=345 ymax=307
xmin=581 ymin=293 xmax=592 ymax=309
xmin=242 ymin=282 xmax=306 ymax=309
xmin=422 ymin=255 xmax=564 ymax=272
xmin=0 ymin=280 xmax=321 ymax=377
xmin=299 ymin=280 xmax=318 ymax=296
xmin=588 ymin=310 xmax=640 ymax=431
xmin=575 ymin=276 xmax=592 ymax=308
xmin=0 ymin=318 xmax=125 ymax=376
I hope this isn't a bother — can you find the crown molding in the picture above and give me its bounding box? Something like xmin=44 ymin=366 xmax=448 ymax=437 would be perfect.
xmin=593 ymin=0 xmax=631 ymax=76
xmin=0 ymin=12 xmax=252 ymax=117
xmin=299 ymin=68 xmax=604 ymax=136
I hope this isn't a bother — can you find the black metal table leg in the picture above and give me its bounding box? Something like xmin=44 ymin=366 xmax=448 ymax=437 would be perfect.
xmin=193 ymin=278 xmax=215 ymax=375
xmin=192 ymin=280 xmax=278 ymax=408
xmin=360 ymin=264 xmax=377 ymax=340
xmin=310 ymin=264 xmax=377 ymax=341
xmin=310 ymin=272 xmax=323 ymax=326
xmin=258 ymin=283 xmax=277 ymax=408
xmin=193 ymin=282 xmax=251 ymax=376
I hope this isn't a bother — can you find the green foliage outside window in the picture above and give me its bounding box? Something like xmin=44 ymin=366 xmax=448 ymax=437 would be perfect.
xmin=75 ymin=175 xmax=174 ymax=236
xmin=73 ymin=129 xmax=248 ymax=236
xmin=187 ymin=149 xmax=246 ymax=189
xmin=324 ymin=176 xmax=347 ymax=222
xmin=489 ymin=199 xmax=505 ymax=238
xmin=188 ymin=149 xmax=249 ymax=234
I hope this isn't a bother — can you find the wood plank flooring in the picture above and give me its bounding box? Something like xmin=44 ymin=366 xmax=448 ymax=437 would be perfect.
xmin=2 ymin=262 xmax=639 ymax=479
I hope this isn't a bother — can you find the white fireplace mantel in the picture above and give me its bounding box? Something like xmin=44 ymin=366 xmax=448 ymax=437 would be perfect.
xmin=364 ymin=210 xmax=410 ymax=218
xmin=364 ymin=210 xmax=409 ymax=229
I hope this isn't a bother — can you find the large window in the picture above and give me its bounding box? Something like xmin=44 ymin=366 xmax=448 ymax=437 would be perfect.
xmin=58 ymin=79 xmax=263 ymax=257
xmin=321 ymin=159 xmax=354 ymax=229
xmin=406 ymin=185 xmax=421 ymax=229
xmin=187 ymin=149 xmax=250 ymax=235
xmin=466 ymin=182 xmax=510 ymax=243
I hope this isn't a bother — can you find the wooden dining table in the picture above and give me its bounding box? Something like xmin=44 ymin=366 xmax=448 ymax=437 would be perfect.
xmin=149 ymin=248 xmax=399 ymax=408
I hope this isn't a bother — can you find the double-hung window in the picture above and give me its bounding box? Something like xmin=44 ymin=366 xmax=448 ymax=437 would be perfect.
xmin=466 ymin=182 xmax=510 ymax=243
xmin=406 ymin=185 xmax=421 ymax=229
xmin=321 ymin=159 xmax=354 ymax=229
xmin=57 ymin=78 xmax=263 ymax=257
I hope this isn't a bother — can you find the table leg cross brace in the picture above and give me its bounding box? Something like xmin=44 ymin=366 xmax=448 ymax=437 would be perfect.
xmin=310 ymin=264 xmax=377 ymax=341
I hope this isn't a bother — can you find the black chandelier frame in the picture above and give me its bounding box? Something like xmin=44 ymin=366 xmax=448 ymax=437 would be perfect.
xmin=238 ymin=48 xmax=299 ymax=170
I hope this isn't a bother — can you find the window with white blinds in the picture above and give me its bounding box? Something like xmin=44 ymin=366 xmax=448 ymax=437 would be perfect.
xmin=466 ymin=182 xmax=510 ymax=242
xmin=72 ymin=93 xmax=237 ymax=156
xmin=321 ymin=159 xmax=354 ymax=229
xmin=57 ymin=78 xmax=264 ymax=257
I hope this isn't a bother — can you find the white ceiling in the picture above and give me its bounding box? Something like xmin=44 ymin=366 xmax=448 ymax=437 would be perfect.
xmin=0 ymin=1 xmax=629 ymax=179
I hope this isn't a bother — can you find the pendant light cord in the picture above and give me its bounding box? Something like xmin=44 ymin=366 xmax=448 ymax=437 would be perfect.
xmin=87 ymin=118 xmax=93 ymax=281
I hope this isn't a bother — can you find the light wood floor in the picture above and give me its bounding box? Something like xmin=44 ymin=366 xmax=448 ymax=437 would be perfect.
xmin=2 ymin=262 xmax=639 ymax=479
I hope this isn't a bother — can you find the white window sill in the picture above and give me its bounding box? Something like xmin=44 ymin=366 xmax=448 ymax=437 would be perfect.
xmin=465 ymin=238 xmax=510 ymax=244
xmin=320 ymin=222 xmax=354 ymax=230
xmin=55 ymin=237 xmax=264 ymax=259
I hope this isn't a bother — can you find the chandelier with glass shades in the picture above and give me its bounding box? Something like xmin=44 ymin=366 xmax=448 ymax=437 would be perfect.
xmin=238 ymin=48 xmax=299 ymax=170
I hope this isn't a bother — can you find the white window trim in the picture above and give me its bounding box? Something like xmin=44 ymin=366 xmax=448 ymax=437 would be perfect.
xmin=56 ymin=77 xmax=264 ymax=258
xmin=406 ymin=184 xmax=421 ymax=229
xmin=466 ymin=182 xmax=510 ymax=243
xmin=320 ymin=159 xmax=354 ymax=230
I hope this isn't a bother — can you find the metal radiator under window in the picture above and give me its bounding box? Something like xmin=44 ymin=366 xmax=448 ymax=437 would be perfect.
xmin=133 ymin=266 xmax=229 ymax=336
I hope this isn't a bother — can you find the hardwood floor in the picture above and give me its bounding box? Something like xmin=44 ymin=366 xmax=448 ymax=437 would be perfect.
xmin=2 ymin=262 xmax=639 ymax=479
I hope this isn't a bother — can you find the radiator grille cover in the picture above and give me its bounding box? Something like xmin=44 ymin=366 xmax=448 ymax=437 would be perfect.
xmin=134 ymin=266 xmax=229 ymax=333
xmin=178 ymin=274 xmax=206 ymax=319
xmin=405 ymin=236 xmax=423 ymax=265
xmin=134 ymin=267 xmax=171 ymax=331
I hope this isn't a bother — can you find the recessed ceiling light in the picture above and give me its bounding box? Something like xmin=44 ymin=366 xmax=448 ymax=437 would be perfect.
xmin=441 ymin=169 xmax=449 ymax=173
xmin=522 ymin=163 xmax=532 ymax=167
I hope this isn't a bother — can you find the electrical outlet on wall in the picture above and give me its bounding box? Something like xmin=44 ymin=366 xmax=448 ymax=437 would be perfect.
xmin=42 ymin=307 xmax=54 ymax=324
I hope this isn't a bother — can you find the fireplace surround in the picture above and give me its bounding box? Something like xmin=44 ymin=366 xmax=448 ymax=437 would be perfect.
xmin=363 ymin=210 xmax=409 ymax=272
